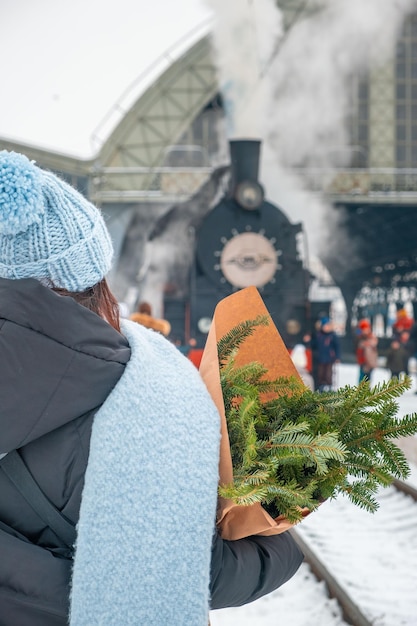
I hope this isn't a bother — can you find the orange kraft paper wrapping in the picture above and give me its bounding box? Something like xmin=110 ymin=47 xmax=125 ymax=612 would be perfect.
xmin=199 ymin=286 xmax=311 ymax=540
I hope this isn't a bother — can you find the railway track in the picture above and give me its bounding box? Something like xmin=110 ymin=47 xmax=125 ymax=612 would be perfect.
xmin=292 ymin=478 xmax=417 ymax=626
xmin=211 ymin=391 xmax=417 ymax=626
xmin=392 ymin=477 xmax=417 ymax=501
xmin=210 ymin=478 xmax=417 ymax=626
xmin=290 ymin=530 xmax=374 ymax=626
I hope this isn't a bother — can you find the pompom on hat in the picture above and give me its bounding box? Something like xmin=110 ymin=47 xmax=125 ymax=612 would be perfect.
xmin=0 ymin=150 xmax=113 ymax=291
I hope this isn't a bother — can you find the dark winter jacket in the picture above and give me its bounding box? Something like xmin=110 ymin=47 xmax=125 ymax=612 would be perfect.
xmin=385 ymin=344 xmax=409 ymax=375
xmin=312 ymin=329 xmax=341 ymax=364
xmin=0 ymin=278 xmax=303 ymax=625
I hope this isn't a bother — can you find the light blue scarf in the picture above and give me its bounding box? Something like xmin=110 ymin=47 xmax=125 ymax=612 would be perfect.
xmin=70 ymin=320 xmax=220 ymax=625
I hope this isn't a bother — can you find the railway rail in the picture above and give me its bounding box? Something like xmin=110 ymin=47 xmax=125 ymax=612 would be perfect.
xmin=291 ymin=478 xmax=417 ymax=626
xmin=211 ymin=442 xmax=417 ymax=626
xmin=290 ymin=530 xmax=374 ymax=626
xmin=211 ymin=477 xmax=417 ymax=626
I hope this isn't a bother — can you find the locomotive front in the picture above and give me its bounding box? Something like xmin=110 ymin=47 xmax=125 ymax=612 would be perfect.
xmin=165 ymin=139 xmax=311 ymax=352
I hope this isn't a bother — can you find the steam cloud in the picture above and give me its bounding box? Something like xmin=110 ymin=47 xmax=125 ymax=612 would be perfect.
xmin=205 ymin=0 xmax=417 ymax=261
xmin=122 ymin=0 xmax=417 ymax=314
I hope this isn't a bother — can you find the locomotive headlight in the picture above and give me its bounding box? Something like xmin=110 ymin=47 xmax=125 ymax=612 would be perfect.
xmin=234 ymin=180 xmax=264 ymax=210
xmin=197 ymin=317 xmax=212 ymax=333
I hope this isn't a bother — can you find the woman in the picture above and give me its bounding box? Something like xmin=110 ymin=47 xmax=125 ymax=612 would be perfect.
xmin=355 ymin=319 xmax=378 ymax=383
xmin=129 ymin=300 xmax=171 ymax=336
xmin=0 ymin=150 xmax=303 ymax=625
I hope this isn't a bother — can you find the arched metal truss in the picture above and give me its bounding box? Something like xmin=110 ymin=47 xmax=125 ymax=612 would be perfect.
xmin=90 ymin=35 xmax=218 ymax=203
xmin=0 ymin=34 xmax=219 ymax=205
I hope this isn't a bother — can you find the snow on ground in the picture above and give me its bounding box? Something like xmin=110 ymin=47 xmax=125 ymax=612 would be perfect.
xmin=210 ymin=562 xmax=350 ymax=626
xmin=210 ymin=364 xmax=417 ymax=626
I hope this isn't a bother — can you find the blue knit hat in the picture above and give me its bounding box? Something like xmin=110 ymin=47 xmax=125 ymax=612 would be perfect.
xmin=0 ymin=150 xmax=113 ymax=291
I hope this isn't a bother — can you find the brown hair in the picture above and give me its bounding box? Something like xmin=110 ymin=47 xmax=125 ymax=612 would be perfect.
xmin=52 ymin=278 xmax=121 ymax=333
xmin=138 ymin=301 xmax=152 ymax=315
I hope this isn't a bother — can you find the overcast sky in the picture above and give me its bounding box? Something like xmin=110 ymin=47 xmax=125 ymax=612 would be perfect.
xmin=0 ymin=0 xmax=211 ymax=158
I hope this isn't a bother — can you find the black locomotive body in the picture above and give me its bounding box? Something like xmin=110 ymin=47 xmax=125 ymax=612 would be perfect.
xmin=164 ymin=139 xmax=311 ymax=350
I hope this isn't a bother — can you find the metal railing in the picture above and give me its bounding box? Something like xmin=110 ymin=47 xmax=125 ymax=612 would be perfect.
xmin=89 ymin=165 xmax=417 ymax=204
xmin=295 ymin=167 xmax=417 ymax=202
xmin=89 ymin=166 xmax=214 ymax=203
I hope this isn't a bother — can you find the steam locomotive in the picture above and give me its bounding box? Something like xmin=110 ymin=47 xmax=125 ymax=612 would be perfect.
xmin=163 ymin=139 xmax=312 ymax=352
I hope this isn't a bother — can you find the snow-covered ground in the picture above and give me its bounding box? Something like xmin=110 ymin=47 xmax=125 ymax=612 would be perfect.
xmin=210 ymin=364 xmax=417 ymax=626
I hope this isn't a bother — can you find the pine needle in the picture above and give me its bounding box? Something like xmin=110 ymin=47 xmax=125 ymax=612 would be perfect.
xmin=218 ymin=318 xmax=417 ymax=521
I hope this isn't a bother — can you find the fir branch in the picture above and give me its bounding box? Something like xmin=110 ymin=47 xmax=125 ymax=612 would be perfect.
xmin=217 ymin=317 xmax=417 ymax=522
xmin=217 ymin=315 xmax=269 ymax=366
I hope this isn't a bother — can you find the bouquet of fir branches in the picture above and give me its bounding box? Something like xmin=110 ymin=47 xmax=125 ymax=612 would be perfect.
xmin=199 ymin=287 xmax=417 ymax=540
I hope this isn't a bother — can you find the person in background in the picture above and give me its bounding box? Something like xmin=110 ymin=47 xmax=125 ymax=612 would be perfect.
xmin=384 ymin=338 xmax=410 ymax=380
xmin=129 ymin=300 xmax=171 ymax=336
xmin=397 ymin=330 xmax=414 ymax=376
xmin=408 ymin=319 xmax=417 ymax=393
xmin=302 ymin=319 xmax=321 ymax=391
xmin=392 ymin=308 xmax=414 ymax=339
xmin=409 ymin=314 xmax=417 ymax=354
xmin=355 ymin=319 xmax=379 ymax=383
xmin=290 ymin=344 xmax=315 ymax=390
xmin=0 ymin=150 xmax=303 ymax=625
xmin=311 ymin=317 xmax=341 ymax=392
xmin=174 ymin=336 xmax=197 ymax=357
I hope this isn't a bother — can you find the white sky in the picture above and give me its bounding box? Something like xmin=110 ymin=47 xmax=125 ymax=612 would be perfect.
xmin=0 ymin=0 xmax=211 ymax=158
